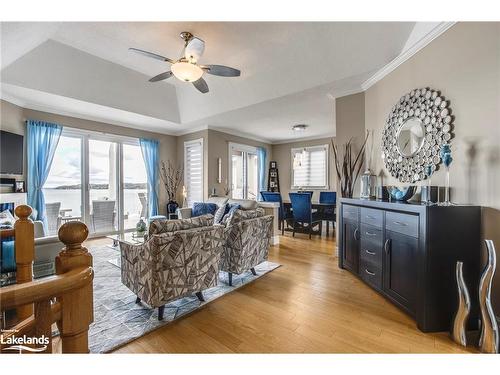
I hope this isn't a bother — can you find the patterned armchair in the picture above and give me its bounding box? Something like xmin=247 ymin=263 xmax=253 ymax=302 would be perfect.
xmin=220 ymin=209 xmax=273 ymax=286
xmin=120 ymin=216 xmax=224 ymax=320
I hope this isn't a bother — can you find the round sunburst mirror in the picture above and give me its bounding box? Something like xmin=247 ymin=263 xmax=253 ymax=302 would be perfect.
xmin=381 ymin=87 xmax=454 ymax=183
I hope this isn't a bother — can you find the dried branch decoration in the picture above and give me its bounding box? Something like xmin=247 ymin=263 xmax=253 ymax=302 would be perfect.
xmin=160 ymin=160 xmax=183 ymax=201
xmin=332 ymin=130 xmax=369 ymax=198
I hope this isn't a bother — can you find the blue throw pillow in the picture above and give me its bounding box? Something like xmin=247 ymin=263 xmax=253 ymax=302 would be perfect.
xmin=192 ymin=202 xmax=218 ymax=217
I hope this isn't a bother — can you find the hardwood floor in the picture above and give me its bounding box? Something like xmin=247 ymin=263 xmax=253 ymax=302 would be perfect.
xmin=86 ymin=232 xmax=474 ymax=353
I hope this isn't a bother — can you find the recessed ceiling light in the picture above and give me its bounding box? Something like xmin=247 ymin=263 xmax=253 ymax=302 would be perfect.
xmin=292 ymin=124 xmax=308 ymax=132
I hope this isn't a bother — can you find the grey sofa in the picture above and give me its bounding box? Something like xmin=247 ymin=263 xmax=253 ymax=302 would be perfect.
xmin=176 ymin=197 xmax=259 ymax=219
xmin=119 ymin=214 xmax=224 ymax=320
xmin=33 ymin=220 xmax=64 ymax=278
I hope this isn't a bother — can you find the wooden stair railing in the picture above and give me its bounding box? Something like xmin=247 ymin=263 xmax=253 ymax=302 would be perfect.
xmin=0 ymin=205 xmax=94 ymax=353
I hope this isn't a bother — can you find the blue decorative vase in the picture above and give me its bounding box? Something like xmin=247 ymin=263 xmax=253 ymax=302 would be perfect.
xmin=167 ymin=200 xmax=178 ymax=214
xmin=389 ymin=186 xmax=417 ymax=202
xmin=136 ymin=218 xmax=147 ymax=233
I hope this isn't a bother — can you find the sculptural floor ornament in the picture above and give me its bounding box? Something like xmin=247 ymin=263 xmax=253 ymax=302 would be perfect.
xmin=478 ymin=240 xmax=499 ymax=353
xmin=451 ymin=261 xmax=471 ymax=346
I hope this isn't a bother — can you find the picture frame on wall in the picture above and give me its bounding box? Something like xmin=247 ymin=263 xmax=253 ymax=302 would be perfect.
xmin=15 ymin=181 xmax=25 ymax=193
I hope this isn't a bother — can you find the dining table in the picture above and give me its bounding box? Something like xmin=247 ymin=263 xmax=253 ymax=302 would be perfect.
xmin=282 ymin=201 xmax=336 ymax=236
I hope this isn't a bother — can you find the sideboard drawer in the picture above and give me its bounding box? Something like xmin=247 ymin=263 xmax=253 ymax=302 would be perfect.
xmin=360 ymin=259 xmax=382 ymax=290
xmin=386 ymin=211 xmax=419 ymax=238
xmin=360 ymin=225 xmax=383 ymax=267
xmin=360 ymin=223 xmax=383 ymax=247
xmin=360 ymin=207 xmax=383 ymax=228
xmin=342 ymin=204 xmax=359 ymax=221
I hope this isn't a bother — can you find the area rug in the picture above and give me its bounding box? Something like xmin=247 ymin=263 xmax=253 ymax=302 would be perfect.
xmin=87 ymin=245 xmax=280 ymax=353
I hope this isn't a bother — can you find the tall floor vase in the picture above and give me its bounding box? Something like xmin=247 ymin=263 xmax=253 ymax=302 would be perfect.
xmin=451 ymin=261 xmax=471 ymax=346
xmin=479 ymin=240 xmax=499 ymax=353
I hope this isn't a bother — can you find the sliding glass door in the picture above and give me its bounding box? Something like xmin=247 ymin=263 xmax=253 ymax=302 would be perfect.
xmin=229 ymin=143 xmax=259 ymax=200
xmin=44 ymin=129 xmax=149 ymax=236
xmin=123 ymin=143 xmax=148 ymax=230
xmin=88 ymin=139 xmax=119 ymax=234
xmin=43 ymin=135 xmax=83 ymax=236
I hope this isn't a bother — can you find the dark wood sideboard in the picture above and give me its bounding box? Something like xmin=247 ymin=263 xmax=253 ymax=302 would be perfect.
xmin=338 ymin=198 xmax=481 ymax=333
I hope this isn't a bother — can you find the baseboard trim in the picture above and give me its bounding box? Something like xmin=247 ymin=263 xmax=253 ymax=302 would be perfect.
xmin=271 ymin=235 xmax=280 ymax=245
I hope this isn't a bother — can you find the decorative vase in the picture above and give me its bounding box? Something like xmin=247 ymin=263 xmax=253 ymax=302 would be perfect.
xmin=135 ymin=218 xmax=147 ymax=234
xmin=440 ymin=144 xmax=453 ymax=206
xmin=360 ymin=169 xmax=376 ymax=199
xmin=423 ymin=165 xmax=435 ymax=204
xmin=167 ymin=200 xmax=178 ymax=214
xmin=478 ymin=240 xmax=499 ymax=353
xmin=451 ymin=261 xmax=471 ymax=346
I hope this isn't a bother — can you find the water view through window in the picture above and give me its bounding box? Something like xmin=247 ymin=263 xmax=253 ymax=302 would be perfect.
xmin=43 ymin=134 xmax=148 ymax=235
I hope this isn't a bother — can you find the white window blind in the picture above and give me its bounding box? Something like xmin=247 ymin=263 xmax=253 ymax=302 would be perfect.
xmin=184 ymin=139 xmax=204 ymax=206
xmin=291 ymin=145 xmax=328 ymax=189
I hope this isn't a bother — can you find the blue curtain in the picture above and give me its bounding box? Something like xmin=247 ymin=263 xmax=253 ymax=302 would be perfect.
xmin=27 ymin=120 xmax=62 ymax=229
xmin=139 ymin=138 xmax=159 ymax=217
xmin=257 ymin=147 xmax=267 ymax=201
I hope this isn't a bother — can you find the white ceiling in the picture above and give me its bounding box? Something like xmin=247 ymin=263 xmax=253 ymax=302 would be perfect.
xmin=0 ymin=22 xmax=445 ymax=143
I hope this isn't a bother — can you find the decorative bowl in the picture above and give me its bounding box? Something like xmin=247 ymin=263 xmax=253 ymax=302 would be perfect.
xmin=389 ymin=186 xmax=417 ymax=202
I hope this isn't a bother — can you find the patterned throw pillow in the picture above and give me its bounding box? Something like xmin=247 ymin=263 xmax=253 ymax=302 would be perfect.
xmin=192 ymin=202 xmax=218 ymax=217
xmin=214 ymin=203 xmax=227 ymax=224
xmin=221 ymin=204 xmax=241 ymax=226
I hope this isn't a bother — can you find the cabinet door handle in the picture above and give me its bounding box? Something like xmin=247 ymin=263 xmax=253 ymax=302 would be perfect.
xmin=384 ymin=239 xmax=392 ymax=254
xmin=365 ymin=249 xmax=376 ymax=256
xmin=365 ymin=231 xmax=377 ymax=236
xmin=393 ymin=221 xmax=408 ymax=227
xmin=365 ymin=269 xmax=376 ymax=276
xmin=353 ymin=228 xmax=359 ymax=241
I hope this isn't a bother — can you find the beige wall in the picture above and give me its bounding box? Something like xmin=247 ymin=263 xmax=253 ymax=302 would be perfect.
xmin=335 ymin=92 xmax=366 ymax=197
xmin=363 ymin=22 xmax=500 ymax=314
xmin=271 ymin=137 xmax=335 ymax=202
xmin=207 ymin=129 xmax=272 ymax=199
xmin=0 ymin=99 xmax=177 ymax=214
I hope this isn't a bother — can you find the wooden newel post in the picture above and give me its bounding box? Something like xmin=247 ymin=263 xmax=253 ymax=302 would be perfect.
xmin=55 ymin=221 xmax=94 ymax=353
xmin=14 ymin=205 xmax=34 ymax=321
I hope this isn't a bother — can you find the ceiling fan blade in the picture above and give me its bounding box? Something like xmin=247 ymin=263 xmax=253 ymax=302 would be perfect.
xmin=184 ymin=37 xmax=205 ymax=63
xmin=192 ymin=77 xmax=209 ymax=93
xmin=149 ymin=71 xmax=173 ymax=82
xmin=129 ymin=48 xmax=174 ymax=64
xmin=202 ymin=65 xmax=240 ymax=77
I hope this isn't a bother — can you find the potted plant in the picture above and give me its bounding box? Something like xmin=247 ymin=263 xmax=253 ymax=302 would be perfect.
xmin=160 ymin=160 xmax=183 ymax=214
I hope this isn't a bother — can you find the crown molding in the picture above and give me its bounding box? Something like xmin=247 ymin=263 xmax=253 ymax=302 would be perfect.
xmin=271 ymin=132 xmax=336 ymax=145
xmin=361 ymin=22 xmax=456 ymax=91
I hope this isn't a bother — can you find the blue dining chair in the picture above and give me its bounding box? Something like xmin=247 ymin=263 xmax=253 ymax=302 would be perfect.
xmin=289 ymin=193 xmax=322 ymax=239
xmin=319 ymin=191 xmax=337 ymax=236
xmin=260 ymin=191 xmax=292 ymax=235
xmin=298 ymin=191 xmax=314 ymax=199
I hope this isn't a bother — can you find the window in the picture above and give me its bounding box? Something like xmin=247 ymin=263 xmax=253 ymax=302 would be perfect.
xmin=184 ymin=139 xmax=204 ymax=206
xmin=229 ymin=143 xmax=258 ymax=200
xmin=291 ymin=145 xmax=328 ymax=189
xmin=43 ymin=128 xmax=152 ymax=236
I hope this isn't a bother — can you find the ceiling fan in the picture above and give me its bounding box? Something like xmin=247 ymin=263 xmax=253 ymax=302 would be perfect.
xmin=129 ymin=31 xmax=240 ymax=94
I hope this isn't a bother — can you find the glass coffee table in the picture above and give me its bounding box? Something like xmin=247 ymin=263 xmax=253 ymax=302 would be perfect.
xmin=106 ymin=232 xmax=146 ymax=248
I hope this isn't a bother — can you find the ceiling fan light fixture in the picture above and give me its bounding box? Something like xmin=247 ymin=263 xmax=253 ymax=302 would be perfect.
xmin=171 ymin=61 xmax=203 ymax=82
xmin=292 ymin=124 xmax=308 ymax=132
